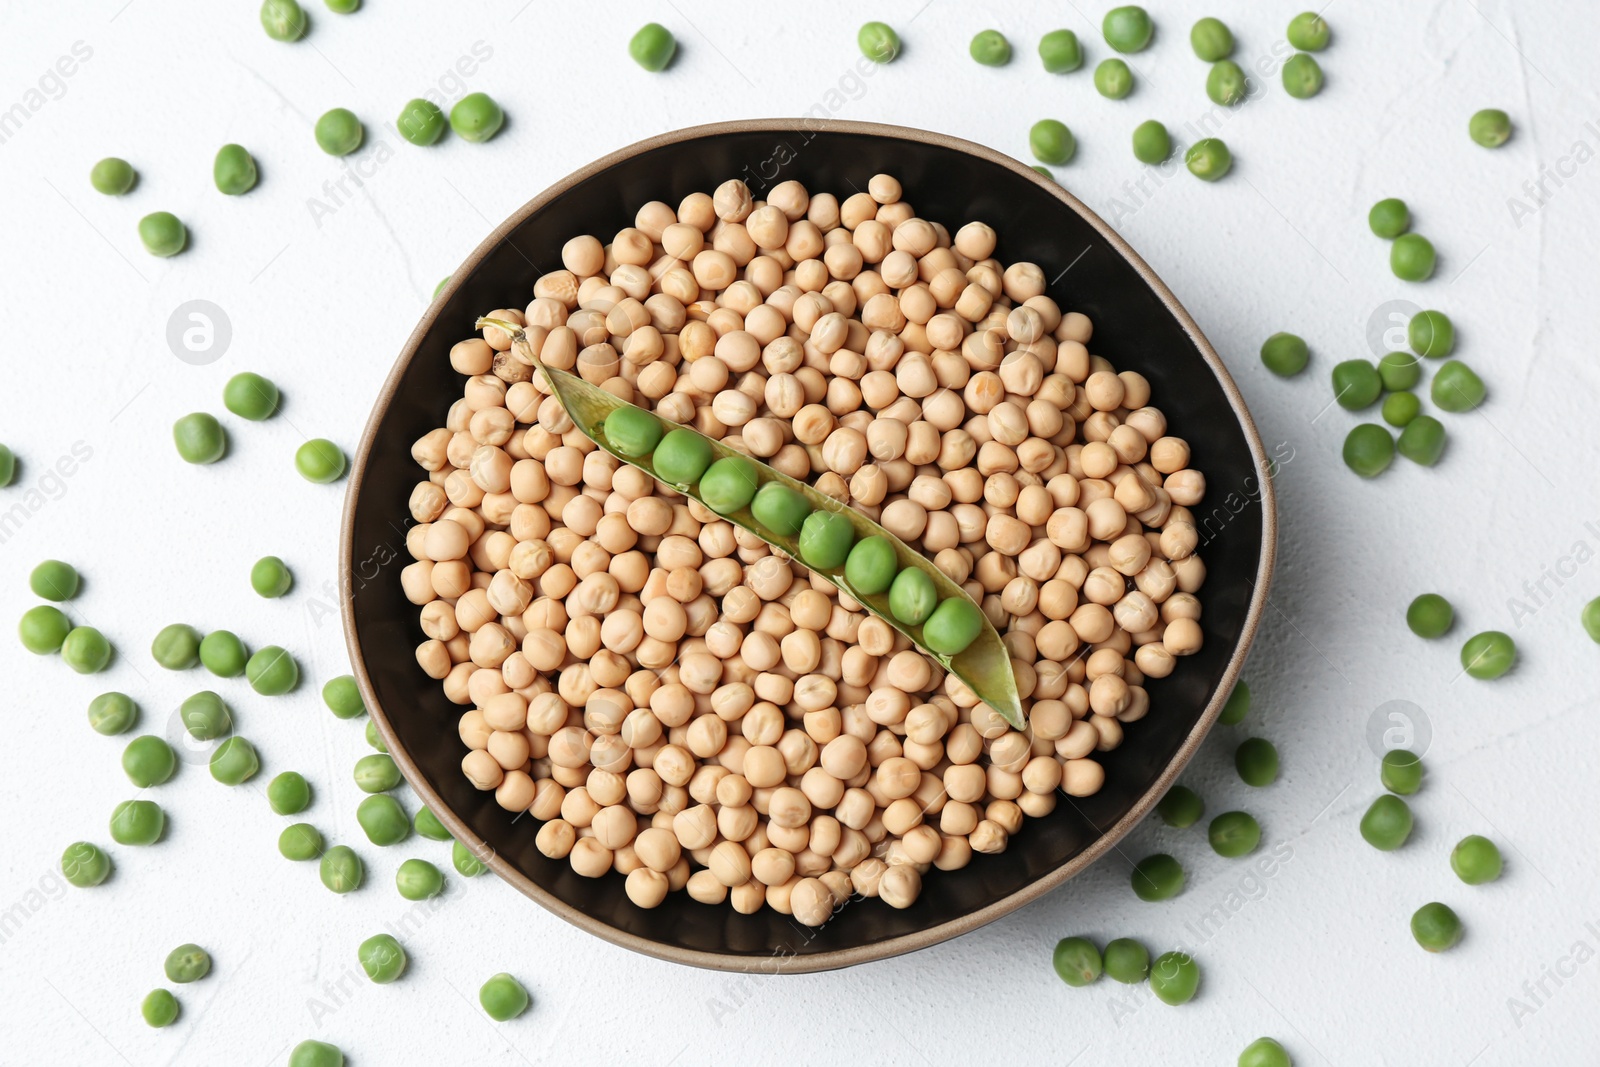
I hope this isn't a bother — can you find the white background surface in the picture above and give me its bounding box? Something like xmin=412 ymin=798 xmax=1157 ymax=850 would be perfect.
xmin=2 ymin=1 xmax=1597 ymax=1064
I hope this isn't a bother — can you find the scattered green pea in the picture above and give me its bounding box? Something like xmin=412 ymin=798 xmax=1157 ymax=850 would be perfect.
xmin=1185 ymin=137 xmax=1232 ymax=181
xmin=88 ymin=692 xmax=139 ymax=736
xmin=366 ymin=719 xmax=387 ymax=752
xmin=62 ymin=841 xmax=112 ymax=887
xmin=138 ymin=212 xmax=188 ymax=257
xmin=970 ymin=29 xmax=1011 ymax=66
xmin=1381 ymin=750 xmax=1425 ymax=796
xmin=1460 ymin=630 xmax=1515 ymax=679
xmin=180 ymin=691 xmax=233 ymax=741
xmin=295 ymin=438 xmax=346 ymax=483
xmin=1259 ymin=333 xmax=1308 ymax=377
xmin=1131 ymin=119 xmax=1171 ymax=164
xmin=199 ymin=630 xmax=248 ymax=677
xmin=887 ymin=567 xmax=937 ymax=626
xmin=414 ymin=807 xmax=450 ymax=841
xmin=1408 ymin=309 xmax=1455 ymax=358
xmin=1149 ymin=951 xmax=1200 ymax=1005
xmin=62 ymin=626 xmax=111 ymax=673
xmin=1094 ymin=58 xmax=1134 ymax=99
xmin=223 ymin=372 xmax=280 ymax=420
xmin=1390 ymin=233 xmax=1436 ymax=281
xmin=1451 ymin=835 xmax=1503 ymax=885
xmin=1038 ymin=29 xmax=1082 ymax=73
xmin=1368 ymin=197 xmax=1410 ymax=239
xmin=1410 ymin=902 xmax=1463 ymax=952
xmin=164 ymin=943 xmax=211 ymax=984
xmin=1382 ymin=392 xmax=1421 ymax=427
xmin=213 ymin=144 xmax=258 ymax=195
xmin=1582 ymin=597 xmax=1600 ymax=643
xmin=1102 ymin=6 xmax=1153 ymax=53
xmin=319 ymin=845 xmax=364 ymax=893
xmin=325 ymin=0 xmax=359 ymax=12
xmin=1052 ymin=936 xmax=1101 ymax=986
xmin=210 ymin=736 xmax=260 ymax=786
xmin=152 ymin=623 xmax=203 ymax=670
xmin=1219 ymin=680 xmax=1250 ymax=725
xmin=1331 ymin=359 xmax=1382 ymax=409
xmin=396 ymin=857 xmax=444 ymax=900
xmin=251 ymin=556 xmax=293 ymax=598
xmin=30 ymin=560 xmax=79 ymax=601
xmin=1208 ymin=811 xmax=1261 ymax=858
xmin=1190 ymin=17 xmax=1233 ymax=61
xmin=1032 ymin=164 xmax=1054 ymax=181
xmin=141 ymin=988 xmax=179 ymax=1028
xmin=1377 ymin=352 xmax=1421 ymax=392
xmin=260 ymin=0 xmax=308 ymax=41
xmin=173 ymin=413 xmax=226 ymax=464
xmin=1206 ymin=60 xmax=1248 ymax=106
xmin=798 ymin=510 xmax=855 ymax=570
xmin=1286 ymin=12 xmax=1330 ymax=51
xmin=354 ymin=753 xmax=401 ymax=793
xmin=1131 ymin=853 xmax=1184 ymax=901
xmin=279 ymin=822 xmax=323 ymax=861
xmin=698 ymin=455 xmax=759 ymax=514
xmin=1239 ymin=1037 xmax=1291 ymax=1067
xmin=750 ymin=482 xmax=811 ymax=537
xmin=1282 ymin=54 xmax=1323 ymax=98
xmin=1431 ymin=360 xmax=1485 ymax=412
xmin=246 ymin=645 xmax=299 ymax=695
xmin=433 ymin=276 xmax=450 ymax=299
xmin=90 ymin=157 xmax=136 ymax=195
xmin=1397 ymin=415 xmax=1446 ymax=466
xmin=1029 ymin=119 xmax=1075 ymax=166
xmin=358 ymin=933 xmax=407 ymax=983
xmin=289 ymin=1040 xmax=344 ymax=1067
xmin=122 ymin=735 xmax=177 ymax=787
xmin=479 ymin=973 xmax=530 ymax=1021
xmin=857 ymin=21 xmax=900 ymax=64
xmin=0 ymin=444 xmax=13 ymax=486
xmin=1102 ymin=938 xmax=1150 ymax=984
xmin=1469 ymin=108 xmax=1512 ymax=148
xmin=1156 ymin=784 xmax=1203 ymax=828
xmin=314 ymin=108 xmax=363 ymax=156
xmin=396 ymin=98 xmax=447 ymax=146
xmin=358 ymin=794 xmax=410 ymax=846
xmin=20 ymin=604 xmax=72 ymax=654
xmin=843 ymin=536 xmax=897 ymax=596
xmin=110 ymin=799 xmax=165 ymax=846
xmin=1235 ymin=737 xmax=1279 ymax=786
xmin=453 ymin=839 xmax=487 ymax=877
xmin=450 ymin=92 xmax=504 ymax=143
xmin=922 ymin=597 xmax=984 ymax=656
xmin=268 ymin=771 xmax=312 ymax=816
xmin=629 ymin=22 xmax=678 ymax=71
xmin=1342 ymin=424 xmax=1394 ymax=478
xmin=323 ymin=674 xmax=366 ymax=719
xmin=1359 ymin=794 xmax=1413 ymax=850
xmin=653 ymin=427 xmax=713 ymax=485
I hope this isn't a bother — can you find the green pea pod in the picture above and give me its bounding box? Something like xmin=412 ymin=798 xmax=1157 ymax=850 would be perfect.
xmin=477 ymin=317 xmax=1024 ymax=729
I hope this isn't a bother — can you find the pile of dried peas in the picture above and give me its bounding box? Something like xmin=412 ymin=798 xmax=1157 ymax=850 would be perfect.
xmin=400 ymin=172 xmax=1210 ymax=921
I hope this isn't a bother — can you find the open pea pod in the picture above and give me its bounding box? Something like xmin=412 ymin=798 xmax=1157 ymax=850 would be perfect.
xmin=497 ymin=329 xmax=1024 ymax=730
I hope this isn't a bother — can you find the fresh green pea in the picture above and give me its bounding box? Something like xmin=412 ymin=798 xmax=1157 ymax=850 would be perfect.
xmin=1149 ymin=951 xmax=1200 ymax=1005
xmin=433 ymin=276 xmax=450 ymax=299
xmin=479 ymin=973 xmax=530 ymax=1020
xmin=198 ymin=630 xmax=248 ymax=677
xmin=246 ymin=645 xmax=299 ymax=694
xmin=210 ymin=736 xmax=260 ymax=786
xmin=653 ymin=428 xmax=713 ymax=485
xmin=0 ymin=444 xmax=13 ymax=486
xmin=1368 ymin=197 xmax=1410 ymax=239
xmin=1102 ymin=938 xmax=1150 ymax=984
xmin=1582 ymin=596 xmax=1600 ymax=643
xmin=1094 ymin=58 xmax=1134 ymax=98
xmin=268 ymin=771 xmax=312 ymax=815
xmin=453 ymin=839 xmax=487 ymax=877
xmin=1208 ymin=811 xmax=1261 ymax=857
xmin=1390 ymin=233 xmax=1436 ymax=281
xmin=1431 ymin=360 xmax=1485 ymax=412
xmin=110 ymin=799 xmax=165 ymax=846
xmin=1377 ymin=352 xmax=1421 ymax=392
xmin=1131 ymin=119 xmax=1171 ymax=164
xmin=414 ymin=807 xmax=450 ymax=841
xmin=1238 ymin=1037 xmax=1291 ymax=1067
xmin=843 ymin=536 xmax=897 ymax=596
xmin=629 ymin=22 xmax=678 ymax=71
xmin=1235 ymin=737 xmax=1279 ymax=786
xmin=450 ymin=93 xmax=504 ymax=143
xmin=1102 ymin=6 xmax=1152 ymax=52
xmin=366 ymin=719 xmax=387 ymax=752
xmin=887 ymin=567 xmax=936 ymax=626
xmin=1408 ymin=310 xmax=1454 ymax=358
xmin=1219 ymin=680 xmax=1250 ymax=724
xmin=1342 ymin=424 xmax=1394 ymax=478
xmin=288 ymin=1040 xmax=345 ymax=1067
xmin=1029 ymin=119 xmax=1075 ymax=166
xmin=857 ymin=21 xmax=900 ymax=64
xmin=251 ymin=556 xmax=293 ymax=598
xmin=1206 ymin=60 xmax=1248 ymax=106
xmin=1189 ymin=17 xmax=1233 ymax=60
xmin=314 ymin=108 xmax=363 ymax=156
xmin=1381 ymin=749 xmax=1425 ymax=794
xmin=325 ymin=0 xmax=359 ymax=12
xmin=295 ymin=439 xmax=346 ymax=483
xmin=180 ymin=691 xmax=233 ymax=741
xmin=260 ymin=0 xmax=308 ymax=41
xmin=1155 ymin=784 xmax=1203 ymax=828
xmin=1038 ymin=29 xmax=1082 ymax=72
xmin=396 ymin=857 xmax=444 ymax=900
xmin=798 ymin=510 xmax=855 ymax=570
xmin=138 ymin=212 xmax=188 ymax=257
xmin=280 ymin=823 xmax=323 ymax=861
xmin=1051 ymin=936 xmax=1101 ymax=986
xmin=603 ymin=406 xmax=663 ymax=458
xmin=698 ymin=456 xmax=759 ymax=515
xmin=141 ymin=988 xmax=179 ymax=1028
xmin=358 ymin=933 xmax=407 ymax=983
xmin=322 ymin=674 xmax=366 ymax=719
xmin=1259 ymin=332 xmax=1308 ymax=377
xmin=750 ymin=482 xmax=811 ymax=537
xmin=30 ymin=560 xmax=79 ymax=601
xmin=970 ymin=29 xmax=1011 ymax=66
xmin=1460 ymin=630 xmax=1515 ymax=679
xmin=1131 ymin=853 xmax=1184 ymax=901
xmin=319 ymin=845 xmax=364 ymax=893
xmin=223 ymin=372 xmax=280 ymax=420
xmin=354 ymin=753 xmax=401 ymax=793
xmin=62 ymin=841 xmax=111 ymax=887
xmin=213 ymin=144 xmax=258 ymax=195
xmin=123 ymin=735 xmax=177 ymax=787
xmin=1282 ymin=54 xmax=1323 ymax=98
xmin=164 ymin=944 xmax=211 ymax=984
xmin=1451 ymin=835 xmax=1502 ymax=884
xmin=1286 ymin=12 xmax=1329 ymax=51
xmin=91 ymin=157 xmax=137 ymax=195
xmin=19 ymin=605 xmax=72 ymax=654
xmin=357 ymin=794 xmax=410 ymax=846
xmin=89 ymin=692 xmax=139 ymax=735
xmin=173 ymin=413 xmax=226 ymax=464
xmin=1359 ymin=794 xmax=1413 ymax=850
xmin=1469 ymin=108 xmax=1512 ymax=148
xmin=1185 ymin=137 xmax=1231 ymax=181
xmin=152 ymin=623 xmax=202 ymax=670
xmin=1410 ymin=902 xmax=1463 ymax=952
xmin=396 ymin=98 xmax=447 ymax=146
xmin=1331 ymin=359 xmax=1382 ymax=409
xmin=922 ymin=598 xmax=984 ymax=655
xmin=62 ymin=626 xmax=112 ymax=673
xmin=1397 ymin=415 xmax=1446 ymax=466
xmin=1382 ymin=392 xmax=1421 ymax=427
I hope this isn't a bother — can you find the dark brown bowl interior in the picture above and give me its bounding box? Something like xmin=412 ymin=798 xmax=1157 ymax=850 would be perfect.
xmin=342 ymin=120 xmax=1274 ymax=973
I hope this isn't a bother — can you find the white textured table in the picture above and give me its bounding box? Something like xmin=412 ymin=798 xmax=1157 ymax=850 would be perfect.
xmin=2 ymin=1 xmax=1595 ymax=1063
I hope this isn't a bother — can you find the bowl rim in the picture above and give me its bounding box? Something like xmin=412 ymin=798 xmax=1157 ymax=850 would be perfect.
xmin=341 ymin=117 xmax=1278 ymax=974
